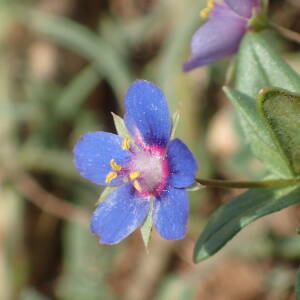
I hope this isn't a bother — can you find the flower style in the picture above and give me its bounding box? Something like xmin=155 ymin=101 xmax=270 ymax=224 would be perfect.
xmin=73 ymin=80 xmax=198 ymax=244
xmin=183 ymin=0 xmax=260 ymax=71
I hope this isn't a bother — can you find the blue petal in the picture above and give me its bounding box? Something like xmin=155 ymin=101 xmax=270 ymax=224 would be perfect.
xmin=183 ymin=3 xmax=247 ymax=71
xmin=124 ymin=80 xmax=171 ymax=147
xmin=73 ymin=132 xmax=131 ymax=185
xmin=90 ymin=183 xmax=150 ymax=244
xmin=167 ymin=139 xmax=198 ymax=188
xmin=153 ymin=186 xmax=188 ymax=240
xmin=225 ymin=0 xmax=259 ymax=18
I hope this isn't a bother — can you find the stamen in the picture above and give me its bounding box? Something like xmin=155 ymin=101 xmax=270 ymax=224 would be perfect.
xmin=122 ymin=138 xmax=131 ymax=150
xmin=123 ymin=177 xmax=129 ymax=183
xmin=133 ymin=180 xmax=142 ymax=193
xmin=105 ymin=171 xmax=117 ymax=184
xmin=129 ymin=171 xmax=141 ymax=181
xmin=200 ymin=0 xmax=214 ymax=19
xmin=110 ymin=159 xmax=122 ymax=172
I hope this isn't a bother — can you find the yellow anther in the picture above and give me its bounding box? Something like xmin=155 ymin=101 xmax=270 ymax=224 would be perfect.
xmin=123 ymin=177 xmax=129 ymax=183
xmin=110 ymin=159 xmax=122 ymax=172
xmin=105 ymin=171 xmax=117 ymax=184
xmin=207 ymin=0 xmax=214 ymax=8
xmin=122 ymin=138 xmax=131 ymax=150
xmin=129 ymin=171 xmax=141 ymax=181
xmin=133 ymin=180 xmax=142 ymax=193
xmin=200 ymin=0 xmax=214 ymax=19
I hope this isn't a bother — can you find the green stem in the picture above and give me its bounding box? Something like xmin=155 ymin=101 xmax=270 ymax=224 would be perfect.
xmin=269 ymin=22 xmax=300 ymax=44
xmin=196 ymin=177 xmax=300 ymax=189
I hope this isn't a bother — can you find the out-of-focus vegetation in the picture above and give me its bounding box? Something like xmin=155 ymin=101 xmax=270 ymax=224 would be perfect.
xmin=0 ymin=0 xmax=299 ymax=299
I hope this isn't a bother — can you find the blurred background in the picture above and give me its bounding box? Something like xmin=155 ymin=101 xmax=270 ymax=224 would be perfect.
xmin=0 ymin=0 xmax=300 ymax=299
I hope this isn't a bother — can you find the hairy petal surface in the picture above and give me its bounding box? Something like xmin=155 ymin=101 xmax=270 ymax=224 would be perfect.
xmin=225 ymin=0 xmax=260 ymax=18
xmin=167 ymin=139 xmax=198 ymax=188
xmin=154 ymin=186 xmax=188 ymax=240
xmin=183 ymin=3 xmax=247 ymax=71
xmin=124 ymin=80 xmax=171 ymax=147
xmin=73 ymin=132 xmax=130 ymax=185
xmin=91 ymin=184 xmax=150 ymax=244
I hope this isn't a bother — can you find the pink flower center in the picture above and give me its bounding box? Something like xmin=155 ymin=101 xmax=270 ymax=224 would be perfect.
xmin=129 ymin=146 xmax=169 ymax=197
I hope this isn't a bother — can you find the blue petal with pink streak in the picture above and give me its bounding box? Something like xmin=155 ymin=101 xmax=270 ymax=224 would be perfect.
xmin=167 ymin=138 xmax=198 ymax=188
xmin=124 ymin=80 xmax=171 ymax=147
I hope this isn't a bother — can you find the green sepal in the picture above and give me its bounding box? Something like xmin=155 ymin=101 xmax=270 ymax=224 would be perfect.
xmin=140 ymin=200 xmax=154 ymax=252
xmin=96 ymin=186 xmax=117 ymax=206
xmin=258 ymin=88 xmax=300 ymax=175
xmin=186 ymin=182 xmax=201 ymax=192
xmin=171 ymin=111 xmax=180 ymax=140
xmin=224 ymin=87 xmax=293 ymax=177
xmin=248 ymin=11 xmax=268 ymax=32
xmin=111 ymin=112 xmax=131 ymax=139
xmin=194 ymin=185 xmax=300 ymax=263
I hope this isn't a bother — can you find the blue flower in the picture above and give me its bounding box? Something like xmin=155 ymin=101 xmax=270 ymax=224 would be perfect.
xmin=73 ymin=80 xmax=198 ymax=244
xmin=183 ymin=0 xmax=260 ymax=71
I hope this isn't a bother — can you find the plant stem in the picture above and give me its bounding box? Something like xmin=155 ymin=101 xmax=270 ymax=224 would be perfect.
xmin=196 ymin=177 xmax=300 ymax=189
xmin=270 ymin=22 xmax=300 ymax=44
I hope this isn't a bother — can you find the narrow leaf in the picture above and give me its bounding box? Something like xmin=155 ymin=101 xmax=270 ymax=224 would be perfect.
xmin=20 ymin=8 xmax=133 ymax=99
xmin=258 ymin=88 xmax=300 ymax=174
xmin=296 ymin=265 xmax=300 ymax=300
xmin=194 ymin=185 xmax=300 ymax=262
xmin=56 ymin=66 xmax=101 ymax=120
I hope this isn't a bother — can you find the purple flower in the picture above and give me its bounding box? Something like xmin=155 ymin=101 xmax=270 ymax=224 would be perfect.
xmin=73 ymin=80 xmax=198 ymax=244
xmin=183 ymin=0 xmax=260 ymax=71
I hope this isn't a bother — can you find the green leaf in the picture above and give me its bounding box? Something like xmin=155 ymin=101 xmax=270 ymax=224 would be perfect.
xmin=236 ymin=32 xmax=300 ymax=99
xmin=96 ymin=186 xmax=117 ymax=206
xmin=258 ymin=88 xmax=300 ymax=175
xmin=111 ymin=112 xmax=131 ymax=139
xmin=296 ymin=265 xmax=300 ymax=300
xmin=224 ymin=87 xmax=293 ymax=177
xmin=141 ymin=200 xmax=154 ymax=251
xmin=194 ymin=185 xmax=300 ymax=263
